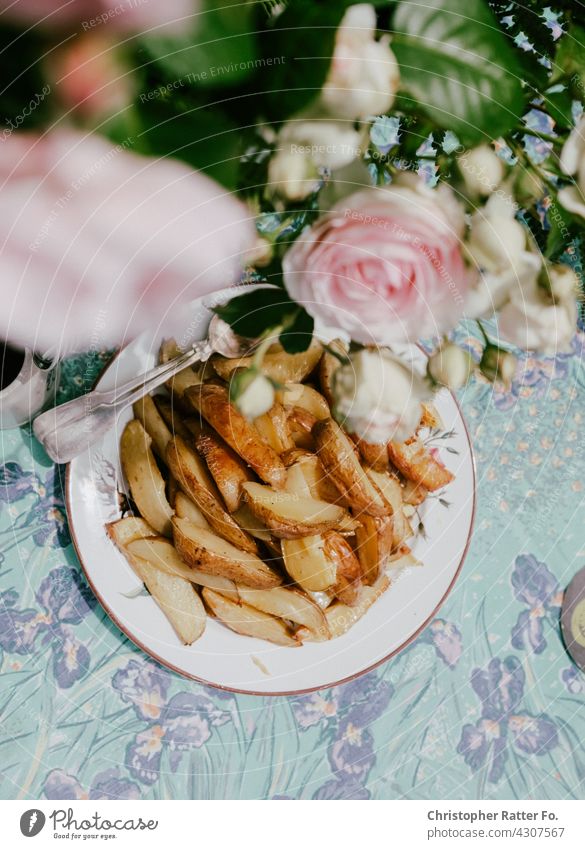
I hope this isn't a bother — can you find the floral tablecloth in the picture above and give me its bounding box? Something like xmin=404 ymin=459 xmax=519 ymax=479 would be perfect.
xmin=1 ymin=323 xmax=585 ymax=801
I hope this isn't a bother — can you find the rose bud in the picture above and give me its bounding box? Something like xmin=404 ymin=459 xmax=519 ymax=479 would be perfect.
xmin=457 ymin=144 xmax=505 ymax=197
xmin=428 ymin=342 xmax=475 ymax=390
xmin=539 ymin=263 xmax=578 ymax=304
xmin=332 ymin=348 xmax=432 ymax=444
xmin=479 ymin=344 xmax=517 ymax=387
xmin=230 ymin=368 xmax=275 ymax=420
xmin=267 ymin=148 xmax=320 ymax=202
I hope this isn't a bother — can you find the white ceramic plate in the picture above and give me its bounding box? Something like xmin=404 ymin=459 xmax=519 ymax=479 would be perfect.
xmin=66 ymin=287 xmax=475 ymax=695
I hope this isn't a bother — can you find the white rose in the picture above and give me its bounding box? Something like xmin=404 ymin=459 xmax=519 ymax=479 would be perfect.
xmin=331 ymin=348 xmax=431 ymax=444
xmin=465 ymin=251 xmax=541 ymax=319
xmin=321 ymin=4 xmax=400 ymax=120
xmin=428 ymin=342 xmax=475 ymax=390
xmin=267 ymin=147 xmax=320 ymax=201
xmin=458 ymin=144 xmax=505 ymax=196
xmin=466 ymin=193 xmax=526 ymax=274
xmin=233 ymin=372 xmax=275 ymax=419
xmin=559 ymin=115 xmax=585 ymax=219
xmin=546 ymin=263 xmax=578 ymax=302
xmin=498 ymin=282 xmax=577 ymax=354
xmin=279 ymin=118 xmax=366 ymax=170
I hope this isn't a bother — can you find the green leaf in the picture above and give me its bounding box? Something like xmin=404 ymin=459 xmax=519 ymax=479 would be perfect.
xmin=137 ymin=98 xmax=242 ymax=188
xmin=545 ymin=200 xmax=577 ymax=261
xmin=139 ymin=0 xmax=257 ymax=88
xmin=391 ymin=0 xmax=527 ymax=143
xmin=262 ymin=0 xmax=349 ymax=121
xmin=214 ymin=288 xmax=298 ymax=338
xmin=552 ymin=24 xmax=585 ymax=89
xmin=544 ymin=87 xmax=574 ymax=131
xmin=280 ymin=307 xmax=315 ymax=353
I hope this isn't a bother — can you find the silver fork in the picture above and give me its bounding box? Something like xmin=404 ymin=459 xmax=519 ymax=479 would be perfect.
xmin=33 ymin=316 xmax=256 ymax=464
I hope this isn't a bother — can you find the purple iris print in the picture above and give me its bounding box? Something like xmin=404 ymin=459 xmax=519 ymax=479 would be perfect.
xmin=43 ymin=768 xmax=141 ymax=800
xmin=0 ymin=462 xmax=70 ymax=548
xmin=457 ymin=656 xmax=558 ymax=783
xmin=292 ymin=671 xmax=394 ymax=800
xmin=112 ymin=658 xmax=232 ymax=786
xmin=419 ymin=619 xmax=463 ymax=668
xmin=0 ymin=566 xmax=95 ymax=687
xmin=510 ymin=554 xmax=563 ymax=654
xmin=561 ymin=667 xmax=585 ymax=695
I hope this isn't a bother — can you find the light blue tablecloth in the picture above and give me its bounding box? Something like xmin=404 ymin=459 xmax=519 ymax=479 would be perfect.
xmin=1 ymin=325 xmax=584 ymax=800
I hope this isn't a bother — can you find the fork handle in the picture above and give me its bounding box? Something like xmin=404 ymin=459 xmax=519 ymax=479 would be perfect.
xmin=33 ymin=341 xmax=210 ymax=464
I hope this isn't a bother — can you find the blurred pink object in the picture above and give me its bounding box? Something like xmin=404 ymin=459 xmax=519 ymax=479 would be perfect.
xmin=0 ymin=130 xmax=254 ymax=354
xmin=0 ymin=0 xmax=197 ymax=31
xmin=49 ymin=32 xmax=134 ymax=119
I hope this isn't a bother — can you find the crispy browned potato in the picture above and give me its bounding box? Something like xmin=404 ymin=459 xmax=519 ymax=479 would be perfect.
xmin=212 ymin=340 xmax=322 ymax=384
xmin=106 ymin=516 xmax=158 ymax=548
xmin=132 ymin=553 xmax=206 ymax=644
xmin=232 ymin=504 xmax=272 ymax=542
xmin=186 ymin=384 xmax=286 ymax=489
xmin=319 ymin=338 xmax=348 ymax=406
xmin=324 ymin=532 xmax=362 ymax=606
xmin=286 ymin=406 xmax=317 ymax=450
xmin=202 ymin=588 xmax=299 ymax=647
xmin=253 ymin=403 xmax=294 ymax=454
xmin=120 ymin=420 xmax=174 ymax=536
xmin=277 ymin=384 xmax=330 ymax=420
xmin=352 ymin=436 xmax=389 ymax=472
xmin=366 ymin=469 xmax=409 ymax=550
xmin=132 ymin=394 xmax=172 ymax=460
xmin=243 ymin=481 xmax=348 ymax=539
xmin=354 ymin=514 xmax=394 ymax=585
xmin=284 ymin=453 xmax=342 ymax=503
xmin=298 ymin=574 xmax=391 ymax=642
xmin=418 ymin=402 xmax=443 ymax=431
xmin=195 ymin=428 xmax=253 ymax=512
xmin=401 ymin=477 xmax=428 ymax=506
xmin=281 ymin=535 xmax=338 ymax=592
xmin=173 ymin=517 xmax=282 ymax=589
xmin=153 ymin=395 xmax=192 ymax=440
xmin=127 ymin=536 xmax=239 ymax=597
xmin=166 ymin=435 xmax=258 ymax=555
xmin=313 ymin=419 xmax=389 ymax=518
xmin=234 ymin=586 xmax=328 ymax=635
xmin=388 ymin=438 xmax=454 ymax=491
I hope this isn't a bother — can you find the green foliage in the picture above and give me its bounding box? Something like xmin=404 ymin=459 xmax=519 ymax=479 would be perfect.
xmin=214 ymin=287 xmax=314 ymax=353
xmin=391 ymin=0 xmax=527 ymax=143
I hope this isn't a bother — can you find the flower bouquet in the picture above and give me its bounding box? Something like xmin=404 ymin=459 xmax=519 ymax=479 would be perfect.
xmin=1 ymin=0 xmax=584 ymax=445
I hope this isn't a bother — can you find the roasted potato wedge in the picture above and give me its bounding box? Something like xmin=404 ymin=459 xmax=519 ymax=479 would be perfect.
xmin=253 ymin=403 xmax=294 ymax=454
xmin=153 ymin=395 xmax=192 ymax=440
xmin=174 ymin=490 xmax=210 ymax=528
xmin=418 ymin=402 xmax=442 ymax=431
xmin=277 ymin=383 xmax=330 ymax=420
xmin=319 ymin=338 xmax=348 ymax=406
xmin=120 ymin=420 xmax=174 ymax=536
xmin=285 ymin=406 xmax=317 ymax=450
xmin=232 ymin=504 xmax=272 ymax=542
xmin=127 ymin=536 xmax=239 ymax=597
xmin=352 ymin=436 xmax=389 ymax=472
xmin=132 ymin=554 xmax=205 ymax=645
xmin=166 ymin=435 xmax=258 ymax=555
xmin=202 ymin=588 xmax=299 ymax=647
xmin=196 ymin=428 xmax=253 ymax=512
xmin=173 ymin=517 xmax=282 ymax=589
xmin=212 ymin=340 xmax=322 ymax=384
xmin=298 ymin=574 xmax=391 ymax=642
xmin=243 ymin=481 xmax=348 ymax=539
xmin=159 ymin=338 xmax=205 ymax=399
xmin=366 ymin=469 xmax=409 ymax=549
xmin=354 ymin=514 xmax=394 ymax=585
xmin=282 ymin=534 xmax=338 ymax=592
xmin=132 ymin=394 xmax=172 ymax=460
xmin=186 ymin=384 xmax=286 ymax=489
xmin=106 ymin=516 xmax=157 ymax=548
xmin=313 ymin=419 xmax=388 ymax=518
xmin=401 ymin=477 xmax=428 ymax=506
xmin=325 ymin=532 xmax=362 ymax=606
xmin=285 ymin=453 xmax=348 ymax=505
xmin=388 ymin=438 xmax=454 ymax=491
xmin=234 ymin=586 xmax=328 ymax=635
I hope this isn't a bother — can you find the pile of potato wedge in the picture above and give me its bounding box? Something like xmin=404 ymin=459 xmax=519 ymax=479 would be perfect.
xmin=107 ymin=336 xmax=455 ymax=648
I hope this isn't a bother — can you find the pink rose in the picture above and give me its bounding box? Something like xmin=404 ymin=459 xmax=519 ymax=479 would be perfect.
xmin=283 ymin=175 xmax=472 ymax=345
xmin=0 ymin=1 xmax=197 ymax=31
xmin=0 ymin=130 xmax=254 ymax=354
